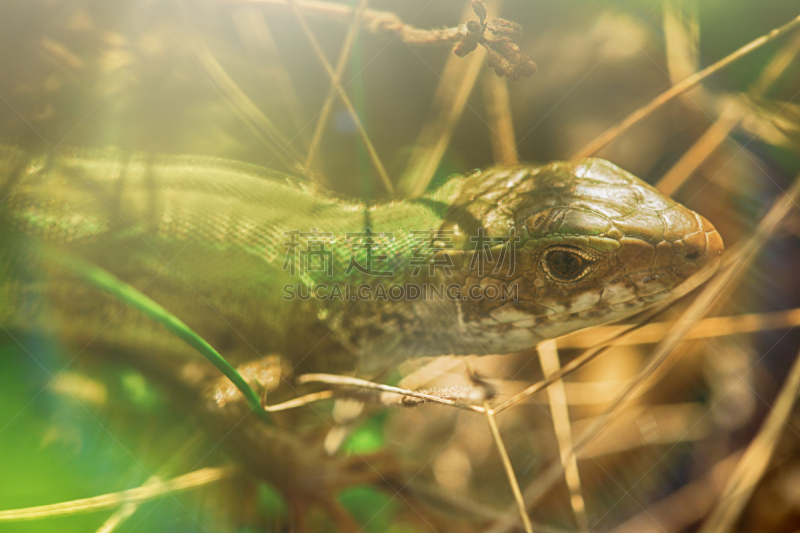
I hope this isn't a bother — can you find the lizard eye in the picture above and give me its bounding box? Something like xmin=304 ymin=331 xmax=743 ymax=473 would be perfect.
xmin=542 ymin=246 xmax=595 ymax=282
xmin=548 ymin=250 xmax=583 ymax=277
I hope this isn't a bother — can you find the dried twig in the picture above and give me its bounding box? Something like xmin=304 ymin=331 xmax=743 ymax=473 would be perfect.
xmin=226 ymin=0 xmax=536 ymax=80
xmin=454 ymin=1 xmax=537 ymax=82
xmin=297 ymin=373 xmax=488 ymax=412
xmin=222 ymin=0 xmax=463 ymax=43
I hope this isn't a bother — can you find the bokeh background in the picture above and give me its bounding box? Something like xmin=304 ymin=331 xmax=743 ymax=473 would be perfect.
xmin=1 ymin=0 xmax=799 ymax=531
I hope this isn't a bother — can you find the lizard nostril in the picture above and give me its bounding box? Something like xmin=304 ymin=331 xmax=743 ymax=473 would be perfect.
xmin=682 ymin=229 xmax=707 ymax=263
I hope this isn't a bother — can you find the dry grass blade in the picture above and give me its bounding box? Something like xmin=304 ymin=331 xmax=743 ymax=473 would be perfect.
xmin=484 ymin=403 xmax=534 ymax=533
xmin=483 ymin=72 xmax=519 ymax=164
xmin=0 ymin=467 xmax=237 ymax=522
xmin=558 ymin=308 xmax=800 ymax=349
xmin=397 ymin=1 xmax=489 ymax=198
xmin=571 ymin=14 xmax=800 ymax=159
xmin=187 ymin=36 xmax=307 ymax=173
xmin=698 ymin=347 xmax=800 ymax=532
xmin=286 ymin=0 xmax=393 ymax=193
xmin=657 ymin=102 xmax=742 ymax=196
xmin=491 ymin=339 xmax=623 ymax=415
xmin=662 ymin=0 xmax=699 ymax=86
xmin=493 ymin=303 xmax=668 ymax=414
xmin=538 ymin=340 xmax=588 ymax=531
xmin=489 ymin=172 xmax=800 ymax=532
xmin=231 ymin=7 xmax=308 ymax=135
xmin=657 ymin=32 xmax=800 ymax=195
xmin=304 ymin=0 xmax=370 ymax=173
xmin=264 ymin=390 xmax=336 ymax=411
xmin=95 ymin=503 xmax=138 ymax=533
xmin=94 ymin=477 xmax=159 ymax=533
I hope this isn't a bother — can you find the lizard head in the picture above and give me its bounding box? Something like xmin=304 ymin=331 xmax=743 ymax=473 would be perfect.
xmin=440 ymin=158 xmax=724 ymax=343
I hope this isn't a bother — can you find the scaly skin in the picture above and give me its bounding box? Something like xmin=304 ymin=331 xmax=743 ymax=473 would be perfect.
xmin=0 ymin=146 xmax=724 ymax=514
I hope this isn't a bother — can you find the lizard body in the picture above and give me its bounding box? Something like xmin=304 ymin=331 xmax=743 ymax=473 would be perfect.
xmin=0 ymin=146 xmax=724 ymax=511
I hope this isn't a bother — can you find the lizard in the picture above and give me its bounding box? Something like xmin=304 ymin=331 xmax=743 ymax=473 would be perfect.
xmin=0 ymin=145 xmax=724 ymax=522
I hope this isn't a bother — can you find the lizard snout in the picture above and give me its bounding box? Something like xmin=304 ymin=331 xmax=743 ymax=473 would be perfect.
xmin=667 ymin=212 xmax=724 ymax=298
xmin=674 ymin=213 xmax=724 ymax=278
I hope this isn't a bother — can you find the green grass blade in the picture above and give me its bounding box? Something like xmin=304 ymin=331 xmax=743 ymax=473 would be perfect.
xmin=49 ymin=251 xmax=271 ymax=424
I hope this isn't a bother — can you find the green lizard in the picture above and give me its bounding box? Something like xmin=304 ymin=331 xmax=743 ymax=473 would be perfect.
xmin=0 ymin=145 xmax=723 ymax=516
